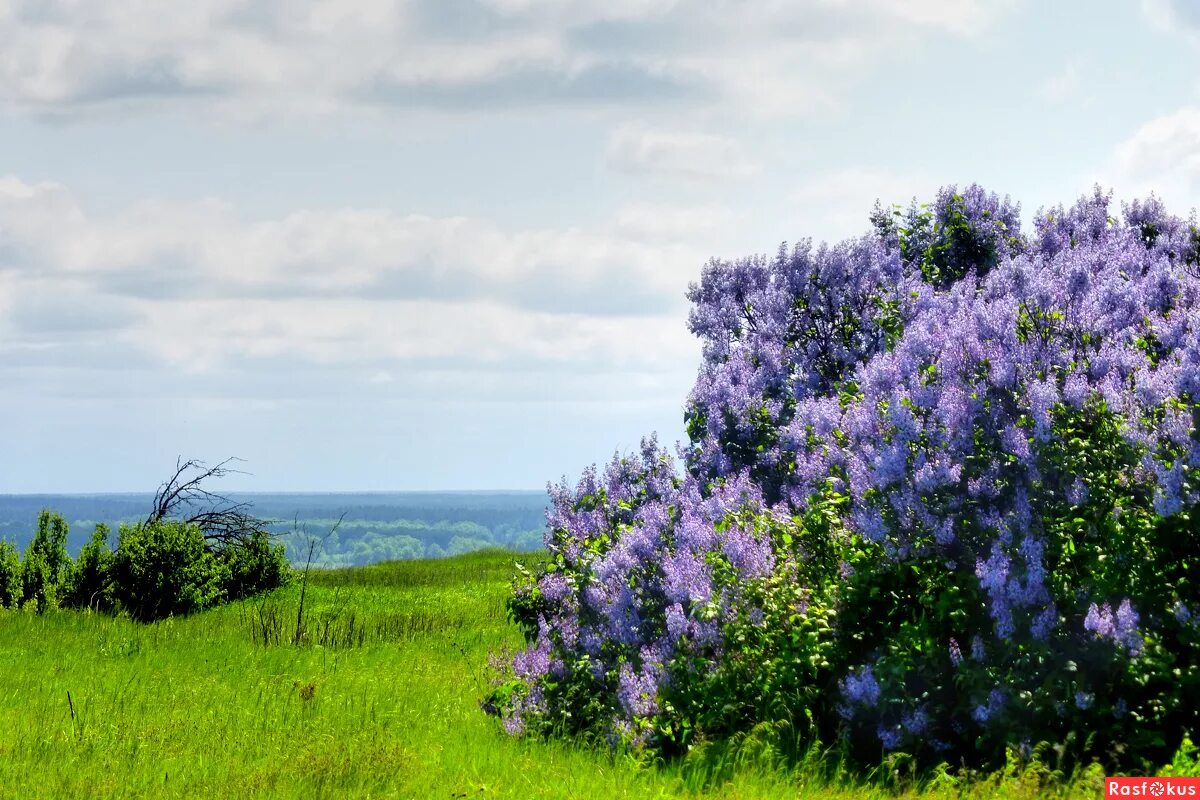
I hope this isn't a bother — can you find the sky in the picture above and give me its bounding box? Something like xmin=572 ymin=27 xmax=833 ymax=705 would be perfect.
xmin=1 ymin=0 xmax=1199 ymax=492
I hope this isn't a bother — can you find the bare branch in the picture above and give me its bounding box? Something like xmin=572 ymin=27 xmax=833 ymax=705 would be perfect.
xmin=144 ymin=457 xmax=269 ymax=549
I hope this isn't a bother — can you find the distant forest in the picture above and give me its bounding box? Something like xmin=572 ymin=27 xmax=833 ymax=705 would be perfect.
xmin=0 ymin=492 xmax=549 ymax=567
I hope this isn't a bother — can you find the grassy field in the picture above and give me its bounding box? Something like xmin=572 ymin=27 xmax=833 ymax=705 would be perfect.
xmin=0 ymin=550 xmax=1114 ymax=799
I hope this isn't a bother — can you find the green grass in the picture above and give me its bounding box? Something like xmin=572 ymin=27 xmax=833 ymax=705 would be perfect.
xmin=0 ymin=550 xmax=1110 ymax=798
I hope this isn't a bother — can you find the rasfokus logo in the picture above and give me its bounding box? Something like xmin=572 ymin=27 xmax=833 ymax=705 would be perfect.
xmin=1106 ymin=778 xmax=1200 ymax=797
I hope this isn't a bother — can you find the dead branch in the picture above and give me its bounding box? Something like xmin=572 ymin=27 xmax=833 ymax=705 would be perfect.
xmin=145 ymin=457 xmax=269 ymax=549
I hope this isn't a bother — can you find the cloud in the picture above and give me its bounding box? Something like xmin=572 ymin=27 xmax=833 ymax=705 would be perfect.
xmin=0 ymin=0 xmax=1017 ymax=118
xmin=613 ymin=202 xmax=741 ymax=241
xmin=1111 ymin=107 xmax=1200 ymax=208
xmin=5 ymin=283 xmax=146 ymax=336
xmin=881 ymin=0 xmax=1018 ymax=36
xmin=605 ymin=125 xmax=759 ymax=179
xmin=0 ymin=177 xmax=706 ymax=315
xmin=0 ymin=175 xmax=706 ymax=400
xmin=1142 ymin=0 xmax=1200 ymax=31
xmin=362 ymin=60 xmax=704 ymax=109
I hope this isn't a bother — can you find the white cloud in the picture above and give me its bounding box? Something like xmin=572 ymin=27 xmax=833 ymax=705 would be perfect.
xmin=0 ymin=175 xmax=705 ymax=398
xmin=605 ymin=125 xmax=759 ymax=179
xmin=0 ymin=176 xmax=707 ymax=313
xmin=1111 ymin=107 xmax=1200 ymax=208
xmin=0 ymin=0 xmax=1017 ymax=118
xmin=613 ymin=202 xmax=740 ymax=241
xmin=1142 ymin=0 xmax=1200 ymax=32
xmin=871 ymin=0 xmax=1018 ymax=36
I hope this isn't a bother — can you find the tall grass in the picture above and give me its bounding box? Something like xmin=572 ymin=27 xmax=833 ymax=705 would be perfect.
xmin=0 ymin=550 xmax=1121 ymax=798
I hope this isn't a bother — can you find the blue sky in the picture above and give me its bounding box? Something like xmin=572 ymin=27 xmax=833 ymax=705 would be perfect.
xmin=1 ymin=0 xmax=1198 ymax=492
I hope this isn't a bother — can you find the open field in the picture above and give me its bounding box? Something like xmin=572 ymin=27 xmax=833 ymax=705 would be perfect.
xmin=0 ymin=550 xmax=1123 ymax=799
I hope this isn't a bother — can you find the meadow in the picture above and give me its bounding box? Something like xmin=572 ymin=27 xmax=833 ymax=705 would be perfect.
xmin=0 ymin=549 xmax=1135 ymax=799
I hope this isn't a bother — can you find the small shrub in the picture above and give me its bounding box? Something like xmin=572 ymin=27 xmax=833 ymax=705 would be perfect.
xmin=19 ymin=510 xmax=70 ymax=612
xmin=61 ymin=524 xmax=115 ymax=612
xmin=0 ymin=540 xmax=21 ymax=608
xmin=110 ymin=521 xmax=228 ymax=622
xmin=220 ymin=530 xmax=290 ymax=600
xmin=30 ymin=510 xmax=70 ymax=580
xmin=19 ymin=548 xmax=55 ymax=613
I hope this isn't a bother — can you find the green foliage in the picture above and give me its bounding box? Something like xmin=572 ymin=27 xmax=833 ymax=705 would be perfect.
xmin=20 ymin=546 xmax=55 ymax=613
xmin=60 ymin=524 xmax=114 ymax=612
xmin=663 ymin=491 xmax=851 ymax=756
xmin=110 ymin=521 xmax=228 ymax=622
xmin=0 ymin=540 xmax=21 ymax=608
xmin=20 ymin=510 xmax=71 ymax=612
xmin=789 ymin=395 xmax=1200 ymax=772
xmin=31 ymin=509 xmax=71 ymax=579
xmin=1 ymin=506 xmax=289 ymax=621
xmin=220 ymin=530 xmax=290 ymax=601
xmin=270 ymin=517 xmax=542 ymax=566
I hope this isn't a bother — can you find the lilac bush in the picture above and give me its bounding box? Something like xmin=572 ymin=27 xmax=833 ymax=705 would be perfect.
xmin=490 ymin=186 xmax=1200 ymax=772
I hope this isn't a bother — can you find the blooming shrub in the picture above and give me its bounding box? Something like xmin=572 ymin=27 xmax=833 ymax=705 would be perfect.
xmin=491 ymin=186 xmax=1200 ymax=772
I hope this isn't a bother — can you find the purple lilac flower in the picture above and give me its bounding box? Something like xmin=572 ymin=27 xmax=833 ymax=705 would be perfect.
xmin=662 ymin=551 xmax=713 ymax=606
xmin=539 ymin=573 xmax=570 ymax=604
xmin=971 ymin=636 xmax=986 ymax=661
xmin=972 ymin=689 xmax=1006 ymax=726
xmin=841 ymin=666 xmax=882 ymax=711
xmin=513 ymin=633 xmax=552 ymax=681
xmin=1085 ymin=602 xmax=1116 ymax=639
xmin=1085 ymin=599 xmax=1143 ymax=656
xmin=1031 ymin=604 xmax=1059 ymax=640
xmin=901 ymin=707 xmax=930 ymax=736
xmin=1115 ymin=599 xmax=1144 ymax=655
xmin=877 ymin=725 xmax=903 ymax=751
xmin=617 ymin=663 xmax=660 ymax=718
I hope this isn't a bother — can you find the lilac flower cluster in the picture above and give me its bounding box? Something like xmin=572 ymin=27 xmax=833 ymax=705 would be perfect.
xmin=499 ymin=435 xmax=783 ymax=742
xmin=496 ymin=186 xmax=1200 ymax=766
xmin=684 ymin=235 xmax=916 ymax=496
xmin=1085 ymin=599 xmax=1144 ymax=656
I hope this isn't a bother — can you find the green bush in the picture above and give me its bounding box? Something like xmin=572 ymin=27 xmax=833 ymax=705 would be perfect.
xmin=30 ymin=510 xmax=70 ymax=580
xmin=495 ymin=188 xmax=1200 ymax=774
xmin=61 ymin=524 xmax=114 ymax=612
xmin=0 ymin=540 xmax=20 ymax=608
xmin=1 ymin=500 xmax=288 ymax=621
xmin=110 ymin=521 xmax=228 ymax=622
xmin=19 ymin=548 xmax=55 ymax=613
xmin=220 ymin=530 xmax=290 ymax=601
xmin=19 ymin=510 xmax=70 ymax=612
